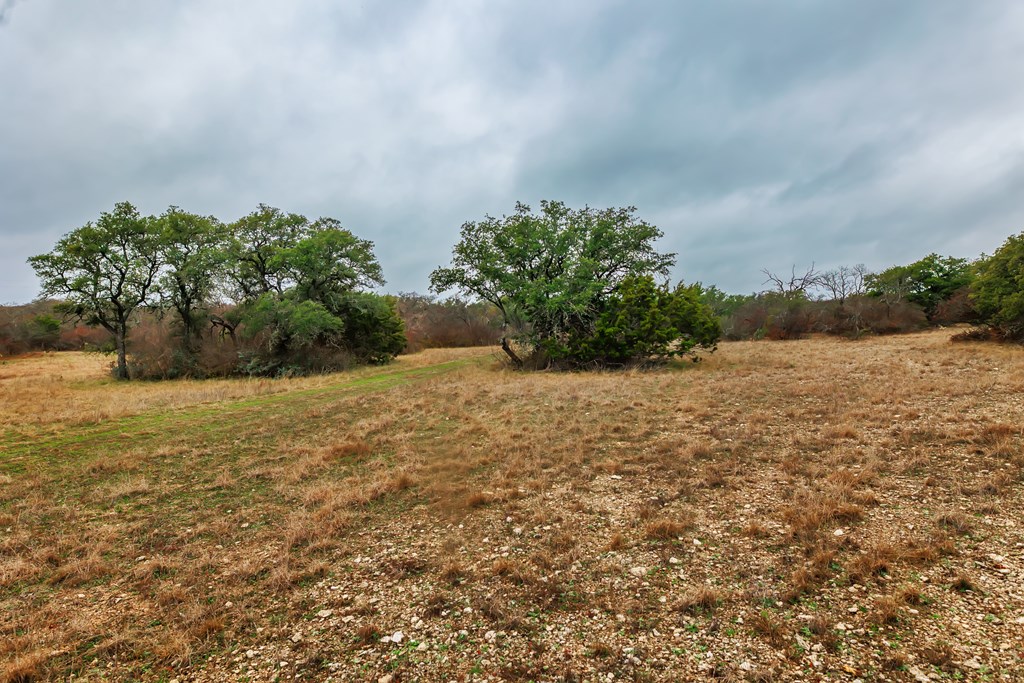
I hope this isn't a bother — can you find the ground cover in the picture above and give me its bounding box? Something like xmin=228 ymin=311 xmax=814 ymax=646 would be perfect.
xmin=1 ymin=331 xmax=1022 ymax=682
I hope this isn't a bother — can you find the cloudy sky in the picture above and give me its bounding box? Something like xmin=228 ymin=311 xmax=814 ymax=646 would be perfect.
xmin=2 ymin=0 xmax=1024 ymax=304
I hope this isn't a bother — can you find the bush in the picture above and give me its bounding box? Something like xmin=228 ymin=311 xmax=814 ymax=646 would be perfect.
xmin=971 ymin=232 xmax=1024 ymax=340
xmin=549 ymin=276 xmax=720 ymax=368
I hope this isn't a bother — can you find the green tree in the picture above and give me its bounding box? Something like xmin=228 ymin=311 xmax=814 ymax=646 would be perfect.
xmin=430 ymin=201 xmax=712 ymax=367
xmin=225 ymin=206 xmax=398 ymax=374
xmin=154 ymin=206 xmax=226 ymax=352
xmin=223 ymin=204 xmax=309 ymax=299
xmin=272 ymin=219 xmax=384 ymax=306
xmin=699 ymin=285 xmax=752 ymax=318
xmin=28 ymin=202 xmax=160 ymax=379
xmin=971 ymin=232 xmax=1024 ymax=339
xmin=867 ymin=254 xmax=973 ymax=319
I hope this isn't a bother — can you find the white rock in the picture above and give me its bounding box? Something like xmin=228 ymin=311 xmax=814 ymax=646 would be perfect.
xmin=317 ymin=609 xmax=333 ymax=618
xmin=629 ymin=566 xmax=647 ymax=578
xmin=484 ymin=630 xmax=497 ymax=642
xmin=391 ymin=631 xmax=404 ymax=643
xmin=833 ymin=528 xmax=845 ymax=536
xmin=378 ymin=675 xmax=394 ymax=683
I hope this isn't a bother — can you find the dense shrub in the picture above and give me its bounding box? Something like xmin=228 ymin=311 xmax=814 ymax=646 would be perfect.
xmin=545 ymin=276 xmax=719 ymax=367
xmin=971 ymin=232 xmax=1024 ymax=340
xmin=128 ymin=291 xmax=405 ymax=379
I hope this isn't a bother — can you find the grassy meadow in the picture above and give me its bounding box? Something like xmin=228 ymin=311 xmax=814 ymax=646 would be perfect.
xmin=1 ymin=331 xmax=1022 ymax=682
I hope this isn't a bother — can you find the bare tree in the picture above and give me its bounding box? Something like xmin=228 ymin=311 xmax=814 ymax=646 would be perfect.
xmin=818 ymin=264 xmax=868 ymax=305
xmin=762 ymin=264 xmax=822 ymax=297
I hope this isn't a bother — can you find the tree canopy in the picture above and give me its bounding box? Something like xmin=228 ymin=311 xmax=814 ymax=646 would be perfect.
xmin=866 ymin=254 xmax=973 ymax=319
xmin=430 ymin=201 xmax=718 ymax=367
xmin=29 ymin=202 xmax=161 ymax=379
xmin=29 ymin=202 xmax=403 ymax=379
xmin=971 ymin=232 xmax=1024 ymax=340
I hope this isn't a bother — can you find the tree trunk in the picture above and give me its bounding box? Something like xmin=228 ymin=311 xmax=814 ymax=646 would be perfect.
xmin=500 ymin=336 xmax=523 ymax=369
xmin=115 ymin=329 xmax=129 ymax=380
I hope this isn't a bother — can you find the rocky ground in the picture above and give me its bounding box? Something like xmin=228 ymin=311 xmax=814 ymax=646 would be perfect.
xmin=2 ymin=331 xmax=1023 ymax=681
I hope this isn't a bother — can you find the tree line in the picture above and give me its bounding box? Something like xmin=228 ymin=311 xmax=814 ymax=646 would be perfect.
xmin=28 ymin=202 xmax=404 ymax=379
xmin=705 ymin=244 xmax=1024 ymax=343
xmin=19 ymin=199 xmax=1024 ymax=378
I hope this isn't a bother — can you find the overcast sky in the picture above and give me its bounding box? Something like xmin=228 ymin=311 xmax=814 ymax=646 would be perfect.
xmin=2 ymin=1 xmax=1024 ymax=304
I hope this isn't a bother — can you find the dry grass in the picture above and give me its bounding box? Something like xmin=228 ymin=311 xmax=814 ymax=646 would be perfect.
xmin=2 ymin=330 xmax=1023 ymax=680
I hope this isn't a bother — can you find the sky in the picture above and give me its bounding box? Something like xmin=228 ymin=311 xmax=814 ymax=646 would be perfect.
xmin=2 ymin=0 xmax=1024 ymax=304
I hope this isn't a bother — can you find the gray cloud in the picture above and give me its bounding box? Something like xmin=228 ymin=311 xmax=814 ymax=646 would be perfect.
xmin=2 ymin=0 xmax=1023 ymax=303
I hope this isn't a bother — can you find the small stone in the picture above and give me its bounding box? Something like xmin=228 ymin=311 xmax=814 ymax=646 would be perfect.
xmin=224 ymin=601 xmax=233 ymax=608
xmin=833 ymin=528 xmax=845 ymax=537
xmin=291 ymin=633 xmax=302 ymax=643
xmin=416 ymin=642 xmax=428 ymax=652
xmin=378 ymin=675 xmax=394 ymax=683
xmin=629 ymin=566 xmax=647 ymax=578
xmin=317 ymin=609 xmax=333 ymax=618
xmin=668 ymin=557 xmax=680 ymax=565
xmin=484 ymin=630 xmax=497 ymax=642
xmin=739 ymin=661 xmax=752 ymax=671
xmin=391 ymin=631 xmax=404 ymax=644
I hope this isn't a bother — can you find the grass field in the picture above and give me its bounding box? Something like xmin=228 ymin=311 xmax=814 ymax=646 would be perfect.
xmin=1 ymin=331 xmax=1022 ymax=682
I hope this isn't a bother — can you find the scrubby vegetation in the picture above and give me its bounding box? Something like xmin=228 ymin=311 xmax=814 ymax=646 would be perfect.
xmin=429 ymin=201 xmax=721 ymax=368
xmin=970 ymin=231 xmax=1024 ymax=341
xmin=27 ymin=202 xmax=405 ymax=379
xmin=710 ymin=253 xmax=988 ymax=341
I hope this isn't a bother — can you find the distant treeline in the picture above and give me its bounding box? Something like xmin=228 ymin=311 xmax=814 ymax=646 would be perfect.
xmin=704 ymin=254 xmax=981 ymax=341
xmin=15 ymin=197 xmax=1024 ymax=377
xmin=699 ymin=237 xmax=1024 ymax=344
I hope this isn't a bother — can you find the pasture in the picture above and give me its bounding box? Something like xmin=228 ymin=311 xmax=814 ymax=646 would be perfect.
xmin=1 ymin=331 xmax=1022 ymax=681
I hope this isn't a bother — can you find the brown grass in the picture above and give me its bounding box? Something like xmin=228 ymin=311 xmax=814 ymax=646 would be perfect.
xmin=3 ymin=331 xmax=1023 ymax=680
